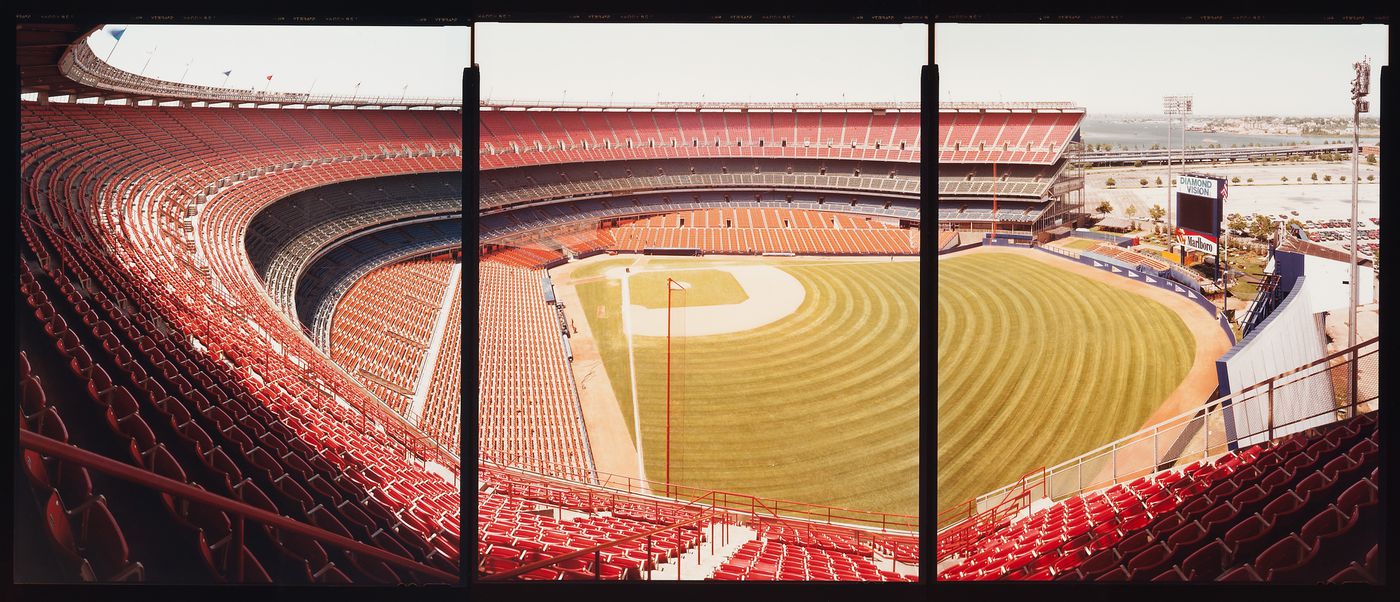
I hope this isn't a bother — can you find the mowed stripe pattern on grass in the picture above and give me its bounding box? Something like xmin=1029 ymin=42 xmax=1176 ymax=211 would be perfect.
xmin=581 ymin=261 xmax=919 ymax=517
xmin=937 ymin=253 xmax=1194 ymax=515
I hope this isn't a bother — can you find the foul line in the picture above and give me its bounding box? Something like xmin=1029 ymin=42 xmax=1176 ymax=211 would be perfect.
xmin=619 ymin=263 xmax=649 ymax=484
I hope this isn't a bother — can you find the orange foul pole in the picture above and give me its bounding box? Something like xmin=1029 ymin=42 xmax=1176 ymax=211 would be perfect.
xmin=665 ymin=277 xmax=686 ymax=497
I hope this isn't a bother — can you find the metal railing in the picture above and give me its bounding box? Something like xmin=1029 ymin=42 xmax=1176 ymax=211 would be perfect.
xmin=938 ymin=102 xmax=1082 ymax=111
xmin=477 ymin=462 xmax=920 ymax=580
xmin=480 ymin=490 xmax=721 ymax=581
xmin=20 ymin=429 xmax=457 ymax=583
xmin=935 ymin=467 xmax=1046 ymax=562
xmin=479 ymin=453 xmax=918 ymax=534
xmin=956 ymin=337 xmax=1378 ymax=521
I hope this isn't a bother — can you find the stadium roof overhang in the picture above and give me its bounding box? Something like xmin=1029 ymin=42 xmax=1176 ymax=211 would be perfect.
xmin=17 ymin=23 xmax=463 ymax=110
xmin=482 ymin=100 xmax=922 ymax=112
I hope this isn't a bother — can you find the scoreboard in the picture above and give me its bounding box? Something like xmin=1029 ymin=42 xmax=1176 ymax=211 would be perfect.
xmin=1175 ymin=174 xmax=1226 ymax=255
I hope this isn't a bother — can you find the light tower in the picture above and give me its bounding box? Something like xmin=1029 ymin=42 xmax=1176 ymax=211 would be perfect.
xmin=1163 ymin=95 xmax=1193 ymax=238
xmin=1347 ymin=58 xmax=1370 ymax=413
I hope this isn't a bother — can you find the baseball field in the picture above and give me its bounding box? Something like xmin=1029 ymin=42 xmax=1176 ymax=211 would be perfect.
xmin=937 ymin=252 xmax=1196 ymax=516
xmin=568 ymin=256 xmax=920 ymax=518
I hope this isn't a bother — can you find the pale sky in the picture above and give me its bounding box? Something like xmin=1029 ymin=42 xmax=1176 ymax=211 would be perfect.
xmin=86 ymin=25 xmax=468 ymax=100
xmin=475 ymin=23 xmax=927 ymax=104
xmin=935 ymin=24 xmax=1386 ymax=116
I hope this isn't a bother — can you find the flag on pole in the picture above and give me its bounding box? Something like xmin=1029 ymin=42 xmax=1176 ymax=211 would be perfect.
xmin=222 ymin=70 xmax=232 ymax=77
xmin=107 ymin=26 xmax=127 ymax=41
xmin=266 ymin=74 xmax=274 ymax=81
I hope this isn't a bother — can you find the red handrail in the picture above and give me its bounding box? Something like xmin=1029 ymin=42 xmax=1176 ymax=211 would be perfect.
xmin=479 ymin=453 xmax=917 ymax=532
xmin=936 ymin=466 xmax=1045 ymax=562
xmin=20 ymin=429 xmax=457 ymax=583
xmin=480 ymin=502 xmax=717 ymax=581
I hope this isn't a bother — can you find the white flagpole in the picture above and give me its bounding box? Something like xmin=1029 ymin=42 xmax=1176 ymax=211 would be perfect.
xmin=307 ymin=77 xmax=318 ymax=97
xmin=139 ymin=45 xmax=157 ymax=77
xmin=401 ymin=84 xmax=408 ymax=102
xmin=222 ymin=71 xmax=231 ymax=87
xmin=351 ymin=82 xmax=361 ymax=102
xmin=103 ymin=29 xmax=124 ymax=63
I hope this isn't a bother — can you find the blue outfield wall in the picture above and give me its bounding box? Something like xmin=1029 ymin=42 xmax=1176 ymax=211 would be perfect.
xmin=983 ymin=233 xmax=1034 ymax=247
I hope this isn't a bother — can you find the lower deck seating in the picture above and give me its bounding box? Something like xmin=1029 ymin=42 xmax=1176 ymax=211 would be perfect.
xmin=939 ymin=411 xmax=1380 ymax=583
xmin=478 ymin=262 xmax=593 ymax=481
xmin=709 ymin=540 xmax=914 ymax=582
xmin=476 ymin=466 xmax=919 ymax=582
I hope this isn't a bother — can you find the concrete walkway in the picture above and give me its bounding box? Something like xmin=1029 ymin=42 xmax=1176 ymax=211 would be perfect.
xmin=406 ymin=262 xmax=461 ymax=424
xmin=649 ymin=521 xmax=758 ymax=581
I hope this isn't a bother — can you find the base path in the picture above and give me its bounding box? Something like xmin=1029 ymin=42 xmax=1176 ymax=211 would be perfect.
xmin=613 ymin=265 xmax=806 ymax=337
xmin=944 ymin=246 xmax=1233 ymax=464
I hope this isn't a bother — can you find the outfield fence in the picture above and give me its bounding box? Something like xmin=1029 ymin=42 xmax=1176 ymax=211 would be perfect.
xmin=958 ymin=336 xmax=1377 ymax=519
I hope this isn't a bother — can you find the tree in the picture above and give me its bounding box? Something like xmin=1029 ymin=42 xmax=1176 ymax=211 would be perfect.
xmin=1139 ymin=178 xmax=1149 ymax=186
xmin=1367 ymin=153 xmax=1377 ymax=165
xmin=1368 ymin=174 xmax=1375 ymax=182
xmin=1149 ymin=204 xmax=1165 ymax=222
xmin=1311 ymin=172 xmax=1318 ymax=181
xmin=1133 ymin=160 xmax=1143 ymax=168
xmin=1340 ymin=175 xmax=1347 ymax=182
xmin=1096 ymin=200 xmax=1114 ymax=215
xmin=1247 ymin=178 xmax=1254 ymax=183
xmin=1125 ymin=205 xmax=1138 ymax=219
xmin=1106 ymin=178 xmax=1116 ymax=187
xmin=1324 ymin=175 xmax=1333 ymax=182
xmin=1156 ymin=176 xmax=1163 ymax=186
xmin=1282 ymin=176 xmax=1289 ymax=182
xmin=1297 ymin=176 xmax=1302 ymax=182
xmin=1231 ymin=176 xmax=1241 ymax=184
xmin=1228 ymin=213 xmax=1249 ymax=234
xmin=1249 ymin=214 xmax=1276 ymax=241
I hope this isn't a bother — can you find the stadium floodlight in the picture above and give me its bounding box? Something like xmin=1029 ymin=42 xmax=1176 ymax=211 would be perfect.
xmin=1346 ymin=57 xmax=1369 ymax=414
xmin=1163 ymin=96 xmax=1193 ymax=238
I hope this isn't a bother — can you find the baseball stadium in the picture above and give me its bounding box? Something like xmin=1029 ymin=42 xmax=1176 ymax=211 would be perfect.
xmin=935 ymin=100 xmax=1381 ymax=582
xmin=476 ymin=98 xmax=923 ymax=582
xmin=15 ymin=23 xmax=462 ymax=583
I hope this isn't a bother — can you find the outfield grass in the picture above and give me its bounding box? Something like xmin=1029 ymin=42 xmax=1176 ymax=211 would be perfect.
xmin=627 ymin=269 xmax=748 ymax=309
xmin=576 ymin=260 xmax=919 ymax=518
xmin=937 ymin=253 xmax=1194 ymax=516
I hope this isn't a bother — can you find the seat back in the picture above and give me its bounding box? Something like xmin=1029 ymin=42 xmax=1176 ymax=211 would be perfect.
xmin=83 ymin=501 xmax=138 ymax=581
xmin=1179 ymin=538 xmax=1234 ymax=581
xmin=1125 ymin=542 xmax=1173 ymax=580
xmin=1253 ymin=534 xmax=1312 ymax=575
